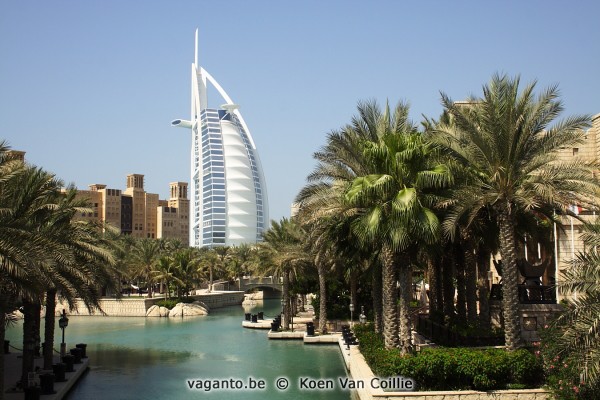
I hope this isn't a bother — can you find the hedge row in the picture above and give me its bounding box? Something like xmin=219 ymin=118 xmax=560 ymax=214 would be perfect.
xmin=353 ymin=324 xmax=544 ymax=391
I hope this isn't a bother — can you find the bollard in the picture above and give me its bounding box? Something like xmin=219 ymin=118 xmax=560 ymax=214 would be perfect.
xmin=69 ymin=347 xmax=82 ymax=364
xmin=24 ymin=385 xmax=41 ymax=400
xmin=76 ymin=343 xmax=88 ymax=358
xmin=62 ymin=354 xmax=74 ymax=372
xmin=258 ymin=311 xmax=264 ymax=320
xmin=306 ymin=322 xmax=315 ymax=336
xmin=53 ymin=363 xmax=67 ymax=382
xmin=40 ymin=373 xmax=56 ymax=395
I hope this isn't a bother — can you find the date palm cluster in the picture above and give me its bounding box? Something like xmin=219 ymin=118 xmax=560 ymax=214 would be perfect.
xmin=291 ymin=73 xmax=600 ymax=365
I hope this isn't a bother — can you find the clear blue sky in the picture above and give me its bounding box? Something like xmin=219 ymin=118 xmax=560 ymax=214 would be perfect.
xmin=1 ymin=1 xmax=599 ymax=223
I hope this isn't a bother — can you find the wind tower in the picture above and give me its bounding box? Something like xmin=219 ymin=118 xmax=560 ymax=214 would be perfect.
xmin=172 ymin=29 xmax=269 ymax=248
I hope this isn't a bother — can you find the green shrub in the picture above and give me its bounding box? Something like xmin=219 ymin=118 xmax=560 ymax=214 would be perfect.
xmin=353 ymin=324 xmax=544 ymax=391
xmin=538 ymin=324 xmax=600 ymax=399
xmin=153 ymin=297 xmax=195 ymax=309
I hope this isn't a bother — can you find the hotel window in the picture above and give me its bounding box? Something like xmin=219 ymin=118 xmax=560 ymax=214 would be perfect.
xmin=573 ymin=148 xmax=579 ymax=156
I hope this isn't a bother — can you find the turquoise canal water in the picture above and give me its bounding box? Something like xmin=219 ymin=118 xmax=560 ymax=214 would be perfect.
xmin=5 ymin=299 xmax=351 ymax=399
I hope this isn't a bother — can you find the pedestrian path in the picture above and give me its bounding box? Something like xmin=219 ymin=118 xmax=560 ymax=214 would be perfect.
xmin=3 ymin=351 xmax=88 ymax=400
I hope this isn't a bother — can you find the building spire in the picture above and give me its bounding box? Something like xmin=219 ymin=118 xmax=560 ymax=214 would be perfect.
xmin=194 ymin=28 xmax=199 ymax=67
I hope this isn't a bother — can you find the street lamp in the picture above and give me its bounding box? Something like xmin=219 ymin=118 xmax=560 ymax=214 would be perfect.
xmin=349 ymin=303 xmax=354 ymax=328
xmin=359 ymin=306 xmax=366 ymax=324
xmin=280 ymin=297 xmax=285 ymax=330
xmin=58 ymin=309 xmax=69 ymax=357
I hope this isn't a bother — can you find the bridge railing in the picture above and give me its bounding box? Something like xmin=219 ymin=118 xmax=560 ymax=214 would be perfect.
xmin=240 ymin=276 xmax=281 ymax=285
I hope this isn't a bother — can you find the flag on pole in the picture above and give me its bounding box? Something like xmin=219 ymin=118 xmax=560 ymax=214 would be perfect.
xmin=570 ymin=204 xmax=581 ymax=215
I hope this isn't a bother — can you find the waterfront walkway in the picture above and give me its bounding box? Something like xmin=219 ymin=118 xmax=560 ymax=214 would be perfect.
xmin=3 ymin=351 xmax=88 ymax=400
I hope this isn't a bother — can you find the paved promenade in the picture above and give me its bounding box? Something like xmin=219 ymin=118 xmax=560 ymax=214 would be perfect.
xmin=3 ymin=351 xmax=88 ymax=400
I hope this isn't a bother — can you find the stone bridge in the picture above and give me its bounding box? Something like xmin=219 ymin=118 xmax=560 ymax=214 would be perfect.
xmin=239 ymin=277 xmax=283 ymax=298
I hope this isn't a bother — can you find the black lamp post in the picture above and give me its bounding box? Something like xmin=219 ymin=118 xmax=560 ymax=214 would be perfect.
xmin=280 ymin=298 xmax=285 ymax=329
xmin=58 ymin=309 xmax=69 ymax=357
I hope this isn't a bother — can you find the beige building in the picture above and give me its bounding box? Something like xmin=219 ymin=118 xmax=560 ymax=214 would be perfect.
xmin=71 ymin=174 xmax=189 ymax=243
xmin=551 ymin=113 xmax=600 ymax=277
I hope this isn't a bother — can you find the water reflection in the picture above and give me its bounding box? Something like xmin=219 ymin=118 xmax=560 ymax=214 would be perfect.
xmin=6 ymin=299 xmax=351 ymax=399
xmin=88 ymin=344 xmax=196 ymax=372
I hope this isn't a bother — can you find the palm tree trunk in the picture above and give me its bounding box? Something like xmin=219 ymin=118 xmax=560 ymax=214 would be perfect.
xmin=317 ymin=262 xmax=328 ymax=334
xmin=427 ymin=258 xmax=438 ymax=314
xmin=0 ymin=293 xmax=9 ymax=399
xmin=21 ymin=299 xmax=37 ymax=388
xmin=43 ymin=289 xmax=57 ymax=370
xmin=477 ymin=247 xmax=491 ymax=329
xmin=282 ymin=270 xmax=290 ymax=330
xmin=455 ymin=245 xmax=467 ymax=325
xmin=147 ymin=271 xmax=153 ymax=299
xmin=0 ymin=311 xmax=4 ymax=400
xmin=398 ymin=264 xmax=413 ymax=355
xmin=464 ymin=240 xmax=478 ymax=324
xmin=372 ymin=262 xmax=383 ymax=334
xmin=497 ymin=206 xmax=524 ymax=350
xmin=381 ymin=246 xmax=399 ymax=349
xmin=209 ymin=265 xmax=214 ymax=293
xmin=442 ymin=253 xmax=456 ymax=322
xmin=434 ymin=258 xmax=444 ymax=316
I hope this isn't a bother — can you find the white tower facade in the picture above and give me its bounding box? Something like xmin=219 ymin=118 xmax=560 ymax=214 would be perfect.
xmin=172 ymin=30 xmax=269 ymax=247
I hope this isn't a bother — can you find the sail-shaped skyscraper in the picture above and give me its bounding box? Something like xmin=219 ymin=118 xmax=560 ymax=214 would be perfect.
xmin=172 ymin=30 xmax=269 ymax=248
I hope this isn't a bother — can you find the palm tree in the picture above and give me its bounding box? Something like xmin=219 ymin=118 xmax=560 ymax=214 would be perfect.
xmin=197 ymin=248 xmax=219 ymax=292
xmin=300 ymin=216 xmax=345 ymax=334
xmin=433 ymin=73 xmax=600 ymax=350
xmin=296 ymin=100 xmax=393 ymax=336
xmin=152 ymin=256 xmax=176 ymax=298
xmin=130 ymin=238 xmax=161 ymax=297
xmin=550 ymin=218 xmax=600 ymax=389
xmin=42 ymin=186 xmax=118 ymax=370
xmin=228 ymin=244 xmax=253 ymax=289
xmin=212 ymin=246 xmax=230 ymax=290
xmin=171 ymin=247 xmax=200 ymax=297
xmin=0 ymin=158 xmax=118 ymax=389
xmin=342 ymin=101 xmax=450 ymax=353
xmin=260 ymin=218 xmax=308 ymax=330
xmin=0 ymin=164 xmax=66 ymax=388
